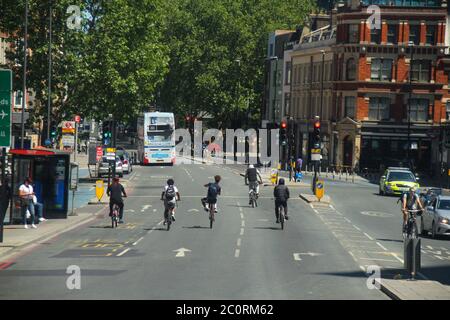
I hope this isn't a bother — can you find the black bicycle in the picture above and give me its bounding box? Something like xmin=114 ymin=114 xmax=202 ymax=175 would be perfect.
xmin=403 ymin=209 xmax=422 ymax=239
xmin=111 ymin=204 xmax=119 ymax=228
xmin=249 ymin=185 xmax=258 ymax=208
xmin=277 ymin=204 xmax=286 ymax=230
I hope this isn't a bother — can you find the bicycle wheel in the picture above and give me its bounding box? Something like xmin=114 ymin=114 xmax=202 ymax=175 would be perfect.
xmin=210 ymin=208 xmax=214 ymax=229
xmin=167 ymin=218 xmax=171 ymax=231
xmin=412 ymin=221 xmax=418 ymax=239
xmin=111 ymin=217 xmax=115 ymax=228
xmin=279 ymin=207 xmax=284 ymax=230
xmin=251 ymin=198 xmax=255 ymax=208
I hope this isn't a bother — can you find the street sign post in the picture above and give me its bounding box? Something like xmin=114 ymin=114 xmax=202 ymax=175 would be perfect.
xmin=315 ymin=180 xmax=324 ymax=201
xmin=0 ymin=70 xmax=12 ymax=148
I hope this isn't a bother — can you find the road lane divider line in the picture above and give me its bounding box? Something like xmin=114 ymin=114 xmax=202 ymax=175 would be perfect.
xmin=240 ymin=228 xmax=244 ymax=236
xmin=117 ymin=248 xmax=131 ymax=257
xmin=237 ymin=238 xmax=242 ymax=247
xmin=359 ymin=257 xmax=397 ymax=262
xmin=363 ymin=232 xmax=374 ymax=241
xmin=235 ymin=249 xmax=240 ymax=258
xmin=376 ymin=242 xmax=388 ymax=251
xmin=353 ymin=225 xmax=361 ymax=231
xmin=133 ymin=237 xmax=145 ymax=246
xmin=241 ymin=221 xmax=245 ymax=227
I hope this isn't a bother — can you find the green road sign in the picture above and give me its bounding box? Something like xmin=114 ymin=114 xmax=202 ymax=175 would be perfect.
xmin=0 ymin=69 xmax=12 ymax=147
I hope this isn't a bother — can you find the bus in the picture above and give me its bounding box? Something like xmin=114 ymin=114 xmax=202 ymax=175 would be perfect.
xmin=137 ymin=112 xmax=176 ymax=165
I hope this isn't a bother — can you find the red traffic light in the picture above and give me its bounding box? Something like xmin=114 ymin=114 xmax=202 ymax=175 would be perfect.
xmin=314 ymin=121 xmax=321 ymax=129
xmin=281 ymin=121 xmax=287 ymax=129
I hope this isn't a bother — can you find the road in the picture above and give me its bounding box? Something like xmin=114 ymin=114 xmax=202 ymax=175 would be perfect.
xmin=1 ymin=161 xmax=448 ymax=299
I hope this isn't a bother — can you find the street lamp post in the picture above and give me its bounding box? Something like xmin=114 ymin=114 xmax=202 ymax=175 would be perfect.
xmin=47 ymin=1 xmax=52 ymax=142
xmin=407 ymin=41 xmax=414 ymax=163
xmin=21 ymin=0 xmax=29 ymax=149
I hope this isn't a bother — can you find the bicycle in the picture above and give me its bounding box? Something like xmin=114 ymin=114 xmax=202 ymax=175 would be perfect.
xmin=163 ymin=200 xmax=177 ymax=231
xmin=207 ymin=202 xmax=215 ymax=229
xmin=111 ymin=204 xmax=119 ymax=228
xmin=277 ymin=203 xmax=286 ymax=230
xmin=249 ymin=184 xmax=259 ymax=208
xmin=403 ymin=209 xmax=422 ymax=239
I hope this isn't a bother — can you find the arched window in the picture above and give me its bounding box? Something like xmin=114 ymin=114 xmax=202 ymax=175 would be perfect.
xmin=346 ymin=58 xmax=356 ymax=81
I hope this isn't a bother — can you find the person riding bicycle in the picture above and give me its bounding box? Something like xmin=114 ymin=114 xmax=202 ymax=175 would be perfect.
xmin=274 ymin=178 xmax=290 ymax=223
xmin=201 ymin=175 xmax=221 ymax=213
xmin=161 ymin=179 xmax=181 ymax=224
xmin=401 ymin=186 xmax=424 ymax=233
xmin=107 ymin=177 xmax=127 ymax=224
xmin=245 ymin=164 xmax=263 ymax=205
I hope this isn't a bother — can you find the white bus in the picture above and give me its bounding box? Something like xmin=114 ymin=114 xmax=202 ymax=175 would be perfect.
xmin=137 ymin=112 xmax=176 ymax=165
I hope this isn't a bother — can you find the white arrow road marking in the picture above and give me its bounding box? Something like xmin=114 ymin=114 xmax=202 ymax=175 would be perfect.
xmin=141 ymin=205 xmax=152 ymax=212
xmin=293 ymin=252 xmax=323 ymax=261
xmin=173 ymin=248 xmax=191 ymax=257
xmin=293 ymin=253 xmax=302 ymax=261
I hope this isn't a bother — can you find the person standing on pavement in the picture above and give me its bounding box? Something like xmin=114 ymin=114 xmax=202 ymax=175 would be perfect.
xmin=19 ymin=177 xmax=37 ymax=229
xmin=296 ymin=157 xmax=303 ymax=174
xmin=107 ymin=177 xmax=127 ymax=224
xmin=274 ymin=178 xmax=290 ymax=223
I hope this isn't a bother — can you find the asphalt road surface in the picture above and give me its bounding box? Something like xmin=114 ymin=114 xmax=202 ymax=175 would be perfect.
xmin=2 ymin=161 xmax=430 ymax=300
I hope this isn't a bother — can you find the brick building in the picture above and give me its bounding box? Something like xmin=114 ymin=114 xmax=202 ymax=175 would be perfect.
xmin=332 ymin=0 xmax=449 ymax=173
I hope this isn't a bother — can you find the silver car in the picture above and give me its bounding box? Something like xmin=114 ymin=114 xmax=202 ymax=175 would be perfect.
xmin=98 ymin=156 xmax=124 ymax=178
xmin=421 ymin=195 xmax=450 ymax=238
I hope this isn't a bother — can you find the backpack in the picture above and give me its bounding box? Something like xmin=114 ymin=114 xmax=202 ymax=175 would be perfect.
xmin=166 ymin=185 xmax=176 ymax=201
xmin=207 ymin=183 xmax=218 ymax=199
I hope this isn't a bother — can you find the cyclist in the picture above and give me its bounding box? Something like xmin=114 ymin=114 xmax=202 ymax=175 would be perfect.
xmin=161 ymin=178 xmax=181 ymax=224
xmin=245 ymin=164 xmax=263 ymax=205
xmin=274 ymin=178 xmax=290 ymax=223
xmin=401 ymin=186 xmax=424 ymax=233
xmin=201 ymin=175 xmax=221 ymax=213
xmin=107 ymin=177 xmax=127 ymax=224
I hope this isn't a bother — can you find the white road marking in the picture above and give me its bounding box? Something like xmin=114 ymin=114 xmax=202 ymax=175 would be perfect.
xmin=117 ymin=248 xmax=130 ymax=257
xmin=240 ymin=228 xmax=244 ymax=236
xmin=133 ymin=237 xmax=144 ymax=246
xmin=235 ymin=249 xmax=240 ymax=258
xmin=343 ymin=217 xmax=351 ymax=223
xmin=376 ymin=242 xmax=388 ymax=251
xmin=141 ymin=205 xmax=152 ymax=212
xmin=188 ymin=209 xmax=200 ymax=213
xmin=427 ymin=245 xmax=433 ymax=250
xmin=363 ymin=232 xmax=374 ymax=241
xmin=237 ymin=238 xmax=242 ymax=247
xmin=89 ymin=187 xmax=94 ymax=191
xmin=391 ymin=253 xmax=404 ymax=264
xmin=173 ymin=248 xmax=191 ymax=257
xmin=241 ymin=221 xmax=245 ymax=227
xmin=293 ymin=253 xmax=302 ymax=261
xmin=359 ymin=257 xmax=398 ymax=262
xmin=353 ymin=225 xmax=361 ymax=231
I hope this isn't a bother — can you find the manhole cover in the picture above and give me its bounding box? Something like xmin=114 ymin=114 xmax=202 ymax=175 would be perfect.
xmin=361 ymin=211 xmax=394 ymax=218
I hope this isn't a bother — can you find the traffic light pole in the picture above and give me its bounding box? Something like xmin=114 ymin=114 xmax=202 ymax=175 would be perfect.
xmin=112 ymin=118 xmax=116 ymax=178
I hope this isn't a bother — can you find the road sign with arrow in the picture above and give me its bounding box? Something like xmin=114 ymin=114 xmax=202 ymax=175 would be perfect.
xmin=0 ymin=70 xmax=12 ymax=148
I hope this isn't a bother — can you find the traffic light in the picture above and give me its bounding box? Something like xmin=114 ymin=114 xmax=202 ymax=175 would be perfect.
xmin=313 ymin=118 xmax=321 ymax=149
xmin=102 ymin=120 xmax=112 ymax=146
xmin=280 ymin=121 xmax=287 ymax=146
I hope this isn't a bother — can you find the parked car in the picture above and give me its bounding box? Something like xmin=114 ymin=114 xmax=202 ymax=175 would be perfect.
xmin=379 ymin=167 xmax=419 ymax=196
xmin=421 ymin=194 xmax=450 ymax=238
xmin=98 ymin=156 xmax=123 ymax=178
xmin=120 ymin=152 xmax=133 ymax=174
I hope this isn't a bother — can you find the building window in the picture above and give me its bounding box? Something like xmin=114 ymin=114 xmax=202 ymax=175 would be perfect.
xmin=370 ymin=28 xmax=381 ymax=44
xmin=346 ymin=58 xmax=356 ymax=81
xmin=387 ymin=24 xmax=398 ymax=44
xmin=371 ymin=59 xmax=392 ymax=81
xmin=344 ymin=96 xmax=356 ymax=119
xmin=411 ymin=60 xmax=430 ymax=82
xmin=285 ymin=62 xmax=291 ymax=85
xmin=285 ymin=93 xmax=291 ymax=116
xmin=426 ymin=25 xmax=436 ymax=45
xmin=15 ymin=91 xmax=23 ymax=106
xmin=408 ymin=98 xmax=428 ymax=121
xmin=348 ymin=24 xmax=359 ymax=43
xmin=446 ymin=101 xmax=450 ymax=120
xmin=409 ymin=24 xmax=420 ymax=45
xmin=369 ymin=97 xmax=390 ymax=120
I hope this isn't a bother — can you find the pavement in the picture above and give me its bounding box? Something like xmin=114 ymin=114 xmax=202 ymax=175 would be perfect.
xmin=0 ymin=158 xmax=448 ymax=300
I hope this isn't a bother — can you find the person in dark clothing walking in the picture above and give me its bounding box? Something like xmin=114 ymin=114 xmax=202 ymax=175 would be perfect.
xmin=107 ymin=177 xmax=127 ymax=224
xmin=273 ymin=178 xmax=290 ymax=223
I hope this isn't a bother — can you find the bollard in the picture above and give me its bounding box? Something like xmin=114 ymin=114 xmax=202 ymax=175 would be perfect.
xmin=352 ymin=171 xmax=355 ymax=183
xmin=345 ymin=169 xmax=348 ymax=181
xmin=404 ymin=238 xmax=421 ymax=280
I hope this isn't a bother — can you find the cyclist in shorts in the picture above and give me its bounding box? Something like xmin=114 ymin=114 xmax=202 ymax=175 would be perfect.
xmin=201 ymin=175 xmax=222 ymax=213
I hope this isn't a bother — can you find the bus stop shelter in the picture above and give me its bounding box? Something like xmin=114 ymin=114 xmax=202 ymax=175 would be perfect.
xmin=8 ymin=148 xmax=71 ymax=223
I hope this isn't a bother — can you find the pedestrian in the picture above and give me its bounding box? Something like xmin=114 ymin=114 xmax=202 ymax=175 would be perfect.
xmin=296 ymin=157 xmax=303 ymax=173
xmin=19 ymin=177 xmax=37 ymax=229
